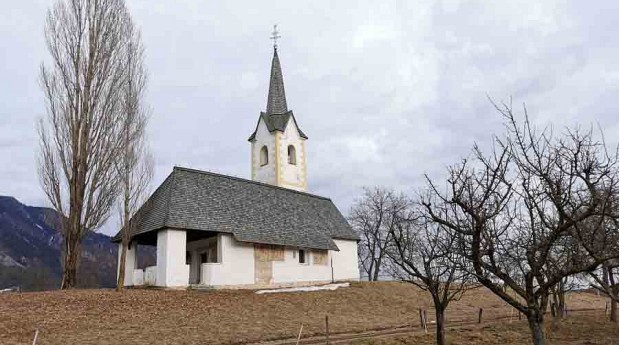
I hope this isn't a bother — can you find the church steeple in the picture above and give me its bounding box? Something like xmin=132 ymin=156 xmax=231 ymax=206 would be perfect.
xmin=249 ymin=26 xmax=308 ymax=192
xmin=266 ymin=47 xmax=288 ymax=115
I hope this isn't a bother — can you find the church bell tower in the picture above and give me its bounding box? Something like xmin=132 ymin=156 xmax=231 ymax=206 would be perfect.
xmin=248 ymin=26 xmax=308 ymax=192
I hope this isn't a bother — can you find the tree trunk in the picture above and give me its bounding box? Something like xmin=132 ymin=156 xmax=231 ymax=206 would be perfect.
xmin=60 ymin=226 xmax=80 ymax=289
xmin=366 ymin=261 xmax=374 ymax=281
xmin=116 ymin=242 xmax=128 ymax=291
xmin=372 ymin=258 xmax=381 ymax=281
xmin=526 ymin=311 xmax=546 ymax=345
xmin=551 ymin=288 xmax=562 ymax=319
xmin=607 ymin=264 xmax=618 ymax=322
xmin=557 ymin=291 xmax=566 ymax=318
xmin=372 ymin=267 xmax=380 ymax=281
xmin=435 ymin=306 xmax=446 ymax=345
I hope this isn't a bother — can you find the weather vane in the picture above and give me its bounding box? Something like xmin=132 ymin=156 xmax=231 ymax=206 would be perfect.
xmin=270 ymin=24 xmax=281 ymax=49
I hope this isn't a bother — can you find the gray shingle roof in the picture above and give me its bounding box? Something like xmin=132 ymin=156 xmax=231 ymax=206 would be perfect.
xmin=248 ymin=47 xmax=307 ymax=142
xmin=266 ymin=47 xmax=288 ymax=115
xmin=247 ymin=111 xmax=308 ymax=141
xmin=113 ymin=167 xmax=358 ymax=251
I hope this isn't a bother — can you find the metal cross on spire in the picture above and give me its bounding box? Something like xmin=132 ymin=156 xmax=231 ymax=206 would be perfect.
xmin=270 ymin=24 xmax=281 ymax=49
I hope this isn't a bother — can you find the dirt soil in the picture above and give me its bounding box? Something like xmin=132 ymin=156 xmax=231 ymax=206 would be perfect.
xmin=352 ymin=312 xmax=618 ymax=345
xmin=0 ymin=281 xmax=614 ymax=345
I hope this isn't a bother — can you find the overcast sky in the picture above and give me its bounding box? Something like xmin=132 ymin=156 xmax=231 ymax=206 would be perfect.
xmin=1 ymin=1 xmax=618 ymax=235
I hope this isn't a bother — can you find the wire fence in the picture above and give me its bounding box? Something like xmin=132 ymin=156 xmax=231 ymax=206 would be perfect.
xmin=241 ymin=307 xmax=610 ymax=345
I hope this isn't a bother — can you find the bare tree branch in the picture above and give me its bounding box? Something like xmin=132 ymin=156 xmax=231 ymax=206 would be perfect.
xmin=422 ymin=100 xmax=618 ymax=345
xmin=38 ymin=0 xmax=138 ymax=288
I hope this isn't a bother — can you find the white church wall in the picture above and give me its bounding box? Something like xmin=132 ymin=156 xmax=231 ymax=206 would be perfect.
xmin=117 ymin=242 xmax=136 ymax=286
xmin=272 ymin=248 xmax=332 ymax=283
xmin=156 ymin=229 xmax=190 ymax=287
xmin=186 ymin=236 xmax=218 ymax=284
xmin=251 ymin=119 xmax=276 ymax=185
xmin=144 ymin=266 xmax=157 ymax=285
xmin=132 ymin=269 xmax=144 ymax=286
xmin=277 ymin=118 xmax=307 ymax=191
xmin=196 ymin=236 xmax=358 ymax=287
xmin=200 ymin=234 xmax=255 ymax=286
xmin=331 ymin=239 xmax=360 ymax=281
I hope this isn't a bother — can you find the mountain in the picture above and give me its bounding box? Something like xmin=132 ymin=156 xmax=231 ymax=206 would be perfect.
xmin=0 ymin=196 xmax=154 ymax=290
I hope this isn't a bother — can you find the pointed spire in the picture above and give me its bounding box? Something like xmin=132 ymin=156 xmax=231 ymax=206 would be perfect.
xmin=266 ymin=38 xmax=288 ymax=114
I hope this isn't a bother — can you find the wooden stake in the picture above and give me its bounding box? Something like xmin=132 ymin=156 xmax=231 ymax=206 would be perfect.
xmin=422 ymin=310 xmax=428 ymax=333
xmin=478 ymin=308 xmax=483 ymax=323
xmin=325 ymin=315 xmax=330 ymax=345
xmin=32 ymin=329 xmax=39 ymax=345
xmin=419 ymin=309 xmax=424 ymax=328
xmin=295 ymin=324 xmax=304 ymax=345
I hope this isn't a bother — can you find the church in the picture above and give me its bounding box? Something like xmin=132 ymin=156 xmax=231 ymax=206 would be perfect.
xmin=114 ymin=39 xmax=360 ymax=288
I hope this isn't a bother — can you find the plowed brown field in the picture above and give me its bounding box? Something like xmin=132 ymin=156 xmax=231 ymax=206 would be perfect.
xmin=0 ymin=282 xmax=614 ymax=345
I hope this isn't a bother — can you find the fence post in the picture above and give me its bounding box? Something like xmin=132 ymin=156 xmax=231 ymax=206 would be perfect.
xmin=325 ymin=315 xmax=330 ymax=345
xmin=295 ymin=324 xmax=304 ymax=345
xmin=32 ymin=329 xmax=39 ymax=345
xmin=478 ymin=308 xmax=483 ymax=323
xmin=605 ymin=302 xmax=608 ymax=315
xmin=419 ymin=309 xmax=424 ymax=328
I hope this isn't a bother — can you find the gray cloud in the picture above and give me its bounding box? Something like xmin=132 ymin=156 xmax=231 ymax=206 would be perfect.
xmin=1 ymin=0 xmax=617 ymax=235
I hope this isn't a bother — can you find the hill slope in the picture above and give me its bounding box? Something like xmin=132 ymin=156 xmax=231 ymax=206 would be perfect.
xmin=0 ymin=282 xmax=611 ymax=345
xmin=0 ymin=196 xmax=152 ymax=290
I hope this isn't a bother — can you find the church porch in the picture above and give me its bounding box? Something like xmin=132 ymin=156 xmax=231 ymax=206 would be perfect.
xmin=119 ymin=229 xmax=255 ymax=288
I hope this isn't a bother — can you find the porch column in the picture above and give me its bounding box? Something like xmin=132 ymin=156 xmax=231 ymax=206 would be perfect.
xmin=156 ymin=229 xmax=189 ymax=287
xmin=117 ymin=241 xmax=137 ymax=286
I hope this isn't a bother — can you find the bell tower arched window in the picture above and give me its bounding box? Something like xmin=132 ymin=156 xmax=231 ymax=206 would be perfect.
xmin=288 ymin=145 xmax=296 ymax=165
xmin=260 ymin=146 xmax=269 ymax=166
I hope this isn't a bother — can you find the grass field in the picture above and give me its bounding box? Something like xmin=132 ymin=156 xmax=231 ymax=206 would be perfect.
xmin=0 ymin=282 xmax=615 ymax=344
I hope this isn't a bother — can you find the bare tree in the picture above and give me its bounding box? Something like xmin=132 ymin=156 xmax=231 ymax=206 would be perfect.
xmin=421 ymin=101 xmax=618 ymax=345
xmin=38 ymin=0 xmax=134 ymax=288
xmin=387 ymin=201 xmax=475 ymax=345
xmin=115 ymin=16 xmax=153 ymax=291
xmin=549 ymin=275 xmax=581 ymax=319
xmin=587 ymin=260 xmax=619 ymax=321
xmin=349 ymin=187 xmax=409 ymax=281
xmin=576 ymin=199 xmax=619 ymax=321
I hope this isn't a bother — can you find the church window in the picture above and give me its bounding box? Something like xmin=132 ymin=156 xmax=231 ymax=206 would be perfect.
xmin=298 ymin=249 xmax=307 ymax=264
xmin=199 ymin=240 xmax=219 ymax=264
xmin=287 ymin=145 xmax=296 ymax=165
xmin=260 ymin=146 xmax=269 ymax=166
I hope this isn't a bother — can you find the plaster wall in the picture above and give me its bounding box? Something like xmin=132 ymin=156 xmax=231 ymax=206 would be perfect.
xmin=331 ymin=239 xmax=360 ymax=280
xmin=251 ymin=119 xmax=276 ymax=185
xmin=156 ymin=229 xmax=189 ymax=287
xmin=272 ymin=248 xmax=331 ymax=283
xmin=195 ymin=235 xmax=358 ymax=287
xmin=144 ymin=266 xmax=157 ymax=285
xmin=133 ymin=269 xmax=144 ymax=285
xmin=187 ymin=236 xmax=219 ymax=284
xmin=276 ymin=119 xmax=307 ymax=191
xmin=117 ymin=242 xmax=136 ymax=286
xmin=200 ymin=234 xmax=255 ymax=286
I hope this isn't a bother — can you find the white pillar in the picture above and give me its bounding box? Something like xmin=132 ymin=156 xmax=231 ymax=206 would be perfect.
xmin=117 ymin=241 xmax=137 ymax=286
xmin=156 ymin=229 xmax=189 ymax=287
